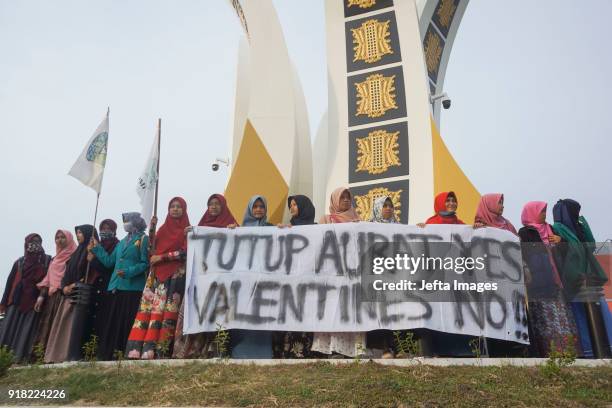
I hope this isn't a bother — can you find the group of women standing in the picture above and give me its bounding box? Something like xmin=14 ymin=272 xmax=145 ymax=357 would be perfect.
xmin=0 ymin=188 xmax=610 ymax=362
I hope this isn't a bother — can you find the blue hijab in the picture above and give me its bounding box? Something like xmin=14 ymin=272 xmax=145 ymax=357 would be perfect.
xmin=242 ymin=195 xmax=270 ymax=226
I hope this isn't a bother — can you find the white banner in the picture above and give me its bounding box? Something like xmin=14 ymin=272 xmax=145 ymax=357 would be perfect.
xmin=184 ymin=223 xmax=529 ymax=344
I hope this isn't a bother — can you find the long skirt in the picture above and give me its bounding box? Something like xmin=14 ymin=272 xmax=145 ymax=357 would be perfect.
xmin=0 ymin=305 xmax=40 ymax=362
xmin=274 ymin=332 xmax=314 ymax=358
xmin=529 ymin=291 xmax=580 ymax=357
xmin=311 ymin=332 xmax=366 ymax=357
xmin=33 ymin=291 xmax=63 ymax=352
xmin=96 ymin=290 xmax=142 ymax=361
xmin=44 ymin=296 xmax=79 ymax=363
xmin=172 ymin=299 xmax=214 ymax=359
xmin=126 ymin=266 xmax=185 ymax=359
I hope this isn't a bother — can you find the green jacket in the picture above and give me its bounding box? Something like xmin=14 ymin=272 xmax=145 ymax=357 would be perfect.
xmin=552 ymin=216 xmax=608 ymax=296
xmin=92 ymin=232 xmax=149 ymax=292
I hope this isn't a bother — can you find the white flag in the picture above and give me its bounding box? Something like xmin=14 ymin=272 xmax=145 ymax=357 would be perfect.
xmin=68 ymin=111 xmax=109 ymax=194
xmin=136 ymin=122 xmax=160 ymax=225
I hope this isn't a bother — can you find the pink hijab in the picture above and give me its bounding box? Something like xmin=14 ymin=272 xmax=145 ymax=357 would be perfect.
xmin=520 ymin=201 xmax=553 ymax=242
xmin=520 ymin=201 xmax=562 ymax=286
xmin=320 ymin=187 xmax=360 ymax=224
xmin=475 ymin=193 xmax=517 ymax=234
xmin=37 ymin=229 xmax=77 ymax=295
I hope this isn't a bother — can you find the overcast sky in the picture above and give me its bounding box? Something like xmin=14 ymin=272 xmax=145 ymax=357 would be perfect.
xmin=1 ymin=0 xmax=610 ymax=293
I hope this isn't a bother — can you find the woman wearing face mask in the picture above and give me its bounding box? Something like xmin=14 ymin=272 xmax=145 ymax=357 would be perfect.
xmin=418 ymin=191 xmax=464 ymax=226
xmin=0 ymin=234 xmax=51 ymax=362
xmin=89 ymin=219 xmax=120 ymax=340
xmin=173 ymin=194 xmax=238 ymax=359
xmin=126 ymin=197 xmax=190 ymax=359
xmin=44 ymin=225 xmax=98 ymax=363
xmin=419 ymin=192 xmax=479 ymax=356
xmin=90 ymin=213 xmax=150 ymax=360
xmin=311 ymin=187 xmax=366 ymax=358
xmin=473 ymin=193 xmax=517 ymax=234
xmin=33 ymin=230 xmax=77 ymax=355
xmin=228 ymin=196 xmax=274 ymax=359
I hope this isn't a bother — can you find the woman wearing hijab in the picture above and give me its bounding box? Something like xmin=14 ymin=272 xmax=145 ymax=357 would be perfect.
xmin=226 ymin=195 xmax=276 ymax=359
xmin=90 ymin=213 xmax=150 ymax=360
xmin=126 ymin=197 xmax=190 ymax=359
xmin=473 ymin=193 xmax=517 ymax=234
xmin=33 ymin=230 xmax=77 ymax=354
xmin=369 ymin=196 xmax=399 ymax=224
xmin=0 ymin=233 xmax=51 ymax=362
xmin=44 ymin=225 xmax=98 ymax=362
xmin=272 ymin=195 xmax=317 ymax=358
xmin=288 ymin=195 xmax=316 ymax=226
xmin=90 ymin=219 xmax=120 ymax=339
xmin=311 ymin=187 xmax=366 ymax=358
xmin=552 ymin=199 xmax=611 ymax=358
xmin=173 ymin=194 xmax=238 ymax=359
xmin=421 ymin=191 xmax=464 ymax=225
xmin=366 ymin=196 xmax=399 ymax=358
xmin=419 ymin=192 xmax=477 ymax=356
xmin=519 ymin=201 xmax=580 ymax=357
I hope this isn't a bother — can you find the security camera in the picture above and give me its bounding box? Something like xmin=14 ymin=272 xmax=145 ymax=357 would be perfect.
xmin=212 ymin=157 xmax=229 ymax=172
xmin=430 ymin=92 xmax=451 ymax=110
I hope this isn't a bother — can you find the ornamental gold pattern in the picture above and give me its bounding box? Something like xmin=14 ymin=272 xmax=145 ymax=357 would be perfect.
xmin=356 ymin=130 xmax=400 ymax=174
xmin=436 ymin=0 xmax=457 ymax=29
xmin=354 ymin=187 xmax=402 ymax=221
xmin=355 ymin=74 xmax=398 ymax=118
xmin=347 ymin=0 xmax=377 ymax=8
xmin=352 ymin=19 xmax=393 ymax=64
xmin=424 ymin=31 xmax=443 ymax=75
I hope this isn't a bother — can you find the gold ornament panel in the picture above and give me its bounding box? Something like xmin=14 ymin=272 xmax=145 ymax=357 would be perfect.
xmin=347 ymin=0 xmax=377 ymax=9
xmin=356 ymin=129 xmax=400 ymax=175
xmin=423 ymin=24 xmax=445 ymax=82
xmin=351 ymin=19 xmax=393 ymax=64
xmin=355 ymin=74 xmax=398 ymax=118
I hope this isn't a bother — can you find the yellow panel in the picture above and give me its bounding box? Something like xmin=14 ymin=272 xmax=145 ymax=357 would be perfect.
xmin=224 ymin=120 xmax=289 ymax=224
xmin=431 ymin=117 xmax=480 ymax=223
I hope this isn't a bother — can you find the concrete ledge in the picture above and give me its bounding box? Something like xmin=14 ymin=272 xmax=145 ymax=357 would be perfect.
xmin=13 ymin=357 xmax=612 ymax=370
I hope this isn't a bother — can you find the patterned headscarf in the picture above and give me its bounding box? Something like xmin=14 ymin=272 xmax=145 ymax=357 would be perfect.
xmin=369 ymin=196 xmax=398 ymax=223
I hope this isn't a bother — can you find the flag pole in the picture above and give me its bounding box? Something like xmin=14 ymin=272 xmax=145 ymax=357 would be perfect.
xmin=84 ymin=107 xmax=108 ymax=284
xmin=149 ymin=118 xmax=161 ymax=251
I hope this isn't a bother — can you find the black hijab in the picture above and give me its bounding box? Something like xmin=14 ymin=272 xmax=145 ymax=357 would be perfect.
xmin=62 ymin=225 xmax=98 ymax=287
xmin=288 ymin=195 xmax=316 ymax=226
xmin=553 ymin=199 xmax=586 ymax=242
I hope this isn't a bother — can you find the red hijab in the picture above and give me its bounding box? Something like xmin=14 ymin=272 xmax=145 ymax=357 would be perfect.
xmin=425 ymin=192 xmax=464 ymax=225
xmin=154 ymin=197 xmax=191 ymax=281
xmin=198 ymin=194 xmax=238 ymax=228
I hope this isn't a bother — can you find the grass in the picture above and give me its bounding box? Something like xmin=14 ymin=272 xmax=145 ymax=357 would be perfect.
xmin=0 ymin=362 xmax=610 ymax=407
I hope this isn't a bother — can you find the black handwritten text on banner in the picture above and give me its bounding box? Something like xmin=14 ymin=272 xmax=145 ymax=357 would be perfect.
xmin=184 ymin=224 xmax=528 ymax=344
